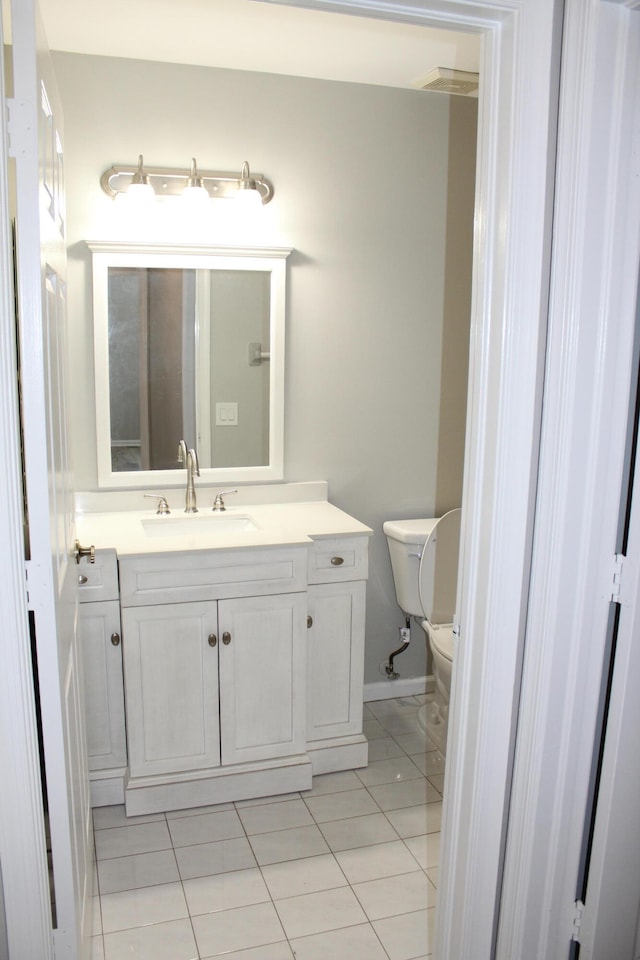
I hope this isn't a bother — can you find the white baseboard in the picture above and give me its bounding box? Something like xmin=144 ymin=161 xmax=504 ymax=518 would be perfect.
xmin=364 ymin=675 xmax=433 ymax=702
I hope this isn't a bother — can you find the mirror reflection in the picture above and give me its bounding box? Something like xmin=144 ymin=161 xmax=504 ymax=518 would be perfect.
xmin=108 ymin=266 xmax=270 ymax=471
xmin=90 ymin=243 xmax=290 ymax=489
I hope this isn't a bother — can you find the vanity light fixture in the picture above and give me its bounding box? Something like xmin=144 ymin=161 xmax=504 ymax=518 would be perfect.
xmin=182 ymin=157 xmax=210 ymax=205
xmin=125 ymin=155 xmax=155 ymax=203
xmin=100 ymin=156 xmax=274 ymax=204
xmin=235 ymin=161 xmax=264 ymax=209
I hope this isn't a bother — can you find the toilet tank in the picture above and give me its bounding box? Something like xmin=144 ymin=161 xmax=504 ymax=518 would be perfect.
xmin=383 ymin=518 xmax=439 ymax=617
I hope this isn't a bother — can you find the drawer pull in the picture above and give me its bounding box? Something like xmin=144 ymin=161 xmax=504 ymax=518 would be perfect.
xmin=208 ymin=633 xmax=217 ymax=647
xmin=222 ymin=632 xmax=232 ymax=645
xmin=330 ymin=556 xmax=344 ymax=566
xmin=78 ymin=575 xmax=88 ymax=585
xmin=307 ymin=615 xmax=313 ymax=628
xmin=110 ymin=632 xmax=120 ymax=646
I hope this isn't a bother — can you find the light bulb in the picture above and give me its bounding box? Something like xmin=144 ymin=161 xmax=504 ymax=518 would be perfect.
xmin=236 ymin=160 xmax=263 ymax=209
xmin=183 ymin=157 xmax=210 ymax=205
xmin=126 ymin=154 xmax=155 ymax=204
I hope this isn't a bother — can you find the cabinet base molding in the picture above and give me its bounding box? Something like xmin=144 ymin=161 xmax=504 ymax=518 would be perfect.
xmin=124 ymin=755 xmax=313 ymax=816
xmin=90 ymin=767 xmax=126 ymax=807
xmin=307 ymin=734 xmax=368 ymax=775
xmin=91 ymin=740 xmax=369 ymax=814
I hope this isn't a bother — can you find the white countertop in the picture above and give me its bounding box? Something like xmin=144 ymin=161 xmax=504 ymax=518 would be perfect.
xmin=76 ymin=500 xmax=372 ymax=557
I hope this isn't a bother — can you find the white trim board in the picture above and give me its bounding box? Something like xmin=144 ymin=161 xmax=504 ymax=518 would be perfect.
xmin=497 ymin=3 xmax=640 ymax=957
xmin=281 ymin=3 xmax=562 ymax=958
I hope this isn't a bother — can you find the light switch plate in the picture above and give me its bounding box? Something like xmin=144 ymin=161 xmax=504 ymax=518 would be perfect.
xmin=216 ymin=402 xmax=238 ymax=426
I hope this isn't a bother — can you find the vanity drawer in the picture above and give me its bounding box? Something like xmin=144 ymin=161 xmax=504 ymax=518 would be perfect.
xmin=77 ymin=548 xmax=119 ymax=603
xmin=307 ymin=537 xmax=369 ymax=584
xmin=119 ymin=546 xmax=308 ymax=607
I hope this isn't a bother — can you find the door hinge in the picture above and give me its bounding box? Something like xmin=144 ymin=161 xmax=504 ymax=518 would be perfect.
xmin=24 ymin=560 xmax=32 ymax=610
xmin=24 ymin=560 xmax=47 ymax=612
xmin=571 ymin=899 xmax=584 ymax=942
xmin=610 ymin=553 xmax=626 ymax=603
xmin=6 ymin=97 xmax=37 ymax=159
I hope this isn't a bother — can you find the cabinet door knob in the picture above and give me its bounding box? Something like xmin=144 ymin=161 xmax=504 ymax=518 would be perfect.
xmin=330 ymin=556 xmax=344 ymax=566
xmin=208 ymin=633 xmax=217 ymax=647
xmin=307 ymin=615 xmax=313 ymax=628
xmin=110 ymin=632 xmax=121 ymax=646
xmin=222 ymin=632 xmax=232 ymax=645
xmin=74 ymin=539 xmax=95 ymax=565
xmin=78 ymin=575 xmax=88 ymax=585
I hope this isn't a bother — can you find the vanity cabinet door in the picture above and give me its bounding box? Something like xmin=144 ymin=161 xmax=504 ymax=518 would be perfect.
xmin=79 ymin=599 xmax=126 ymax=771
xmin=218 ymin=592 xmax=307 ymax=765
xmin=306 ymin=580 xmax=366 ymax=742
xmin=122 ymin=601 xmax=221 ymax=778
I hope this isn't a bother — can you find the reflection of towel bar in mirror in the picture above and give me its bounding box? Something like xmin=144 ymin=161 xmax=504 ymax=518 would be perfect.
xmin=248 ymin=342 xmax=271 ymax=365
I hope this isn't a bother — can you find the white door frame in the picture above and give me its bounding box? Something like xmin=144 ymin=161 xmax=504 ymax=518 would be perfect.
xmin=0 ymin=0 xmax=562 ymax=954
xmin=498 ymin=1 xmax=640 ymax=957
xmin=271 ymin=1 xmax=563 ymax=956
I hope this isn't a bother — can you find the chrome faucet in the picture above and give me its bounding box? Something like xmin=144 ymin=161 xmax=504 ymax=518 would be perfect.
xmin=177 ymin=440 xmax=200 ymax=513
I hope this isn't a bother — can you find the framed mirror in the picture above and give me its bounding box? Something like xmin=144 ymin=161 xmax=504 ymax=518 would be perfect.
xmin=89 ymin=242 xmax=291 ymax=488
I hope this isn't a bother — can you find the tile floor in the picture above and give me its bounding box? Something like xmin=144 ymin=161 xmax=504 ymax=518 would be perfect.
xmin=90 ymin=695 xmax=444 ymax=960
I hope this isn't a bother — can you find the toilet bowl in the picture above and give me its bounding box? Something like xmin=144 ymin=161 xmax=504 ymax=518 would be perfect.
xmin=419 ymin=621 xmax=454 ymax=751
xmin=383 ymin=509 xmax=461 ymax=754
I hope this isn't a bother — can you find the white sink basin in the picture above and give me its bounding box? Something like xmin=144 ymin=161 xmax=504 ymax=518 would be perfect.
xmin=141 ymin=513 xmax=259 ymax=537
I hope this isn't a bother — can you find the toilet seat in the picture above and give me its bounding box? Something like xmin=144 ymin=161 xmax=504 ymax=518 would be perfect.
xmin=417 ymin=508 xmax=461 ymax=629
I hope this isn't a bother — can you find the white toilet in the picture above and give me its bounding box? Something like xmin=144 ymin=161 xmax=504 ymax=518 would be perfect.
xmin=383 ymin=509 xmax=461 ymax=753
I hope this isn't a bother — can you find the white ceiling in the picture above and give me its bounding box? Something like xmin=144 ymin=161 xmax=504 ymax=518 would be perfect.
xmin=34 ymin=0 xmax=480 ymax=90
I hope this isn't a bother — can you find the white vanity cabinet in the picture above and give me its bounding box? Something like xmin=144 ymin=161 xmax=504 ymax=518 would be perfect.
xmin=122 ymin=592 xmax=307 ymax=779
xmin=118 ymin=545 xmax=311 ymax=814
xmin=77 ymin=550 xmax=127 ymax=806
xmin=75 ymin=496 xmax=372 ymax=815
xmin=306 ymin=537 xmax=369 ymax=773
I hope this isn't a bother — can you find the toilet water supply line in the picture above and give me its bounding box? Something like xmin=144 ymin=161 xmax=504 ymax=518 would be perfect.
xmin=385 ymin=616 xmax=412 ymax=679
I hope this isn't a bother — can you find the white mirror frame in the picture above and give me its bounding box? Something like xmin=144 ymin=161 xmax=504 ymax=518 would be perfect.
xmin=89 ymin=241 xmax=291 ymax=489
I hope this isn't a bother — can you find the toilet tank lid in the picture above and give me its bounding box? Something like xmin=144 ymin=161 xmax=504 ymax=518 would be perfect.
xmin=383 ymin=518 xmax=440 ymax=545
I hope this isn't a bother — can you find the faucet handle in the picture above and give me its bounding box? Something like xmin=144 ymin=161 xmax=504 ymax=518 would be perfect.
xmin=144 ymin=493 xmax=171 ymax=515
xmin=212 ymin=489 xmax=238 ymax=512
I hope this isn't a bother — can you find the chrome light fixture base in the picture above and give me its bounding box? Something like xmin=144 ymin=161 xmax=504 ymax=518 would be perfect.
xmin=100 ymin=159 xmax=274 ymax=204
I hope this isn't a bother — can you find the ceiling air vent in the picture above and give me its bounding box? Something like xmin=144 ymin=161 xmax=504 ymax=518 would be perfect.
xmin=413 ymin=67 xmax=479 ymax=96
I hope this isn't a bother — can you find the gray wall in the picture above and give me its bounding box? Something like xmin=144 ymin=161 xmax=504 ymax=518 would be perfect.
xmin=53 ymin=52 xmax=476 ymax=685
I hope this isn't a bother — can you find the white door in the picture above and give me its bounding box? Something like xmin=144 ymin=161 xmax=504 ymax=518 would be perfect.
xmin=306 ymin=580 xmax=366 ymax=742
xmin=122 ymin=601 xmax=221 ymax=778
xmin=11 ymin=0 xmax=92 ymax=955
xmin=218 ymin=593 xmax=307 ymax=764
xmin=79 ymin=600 xmax=126 ymax=772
